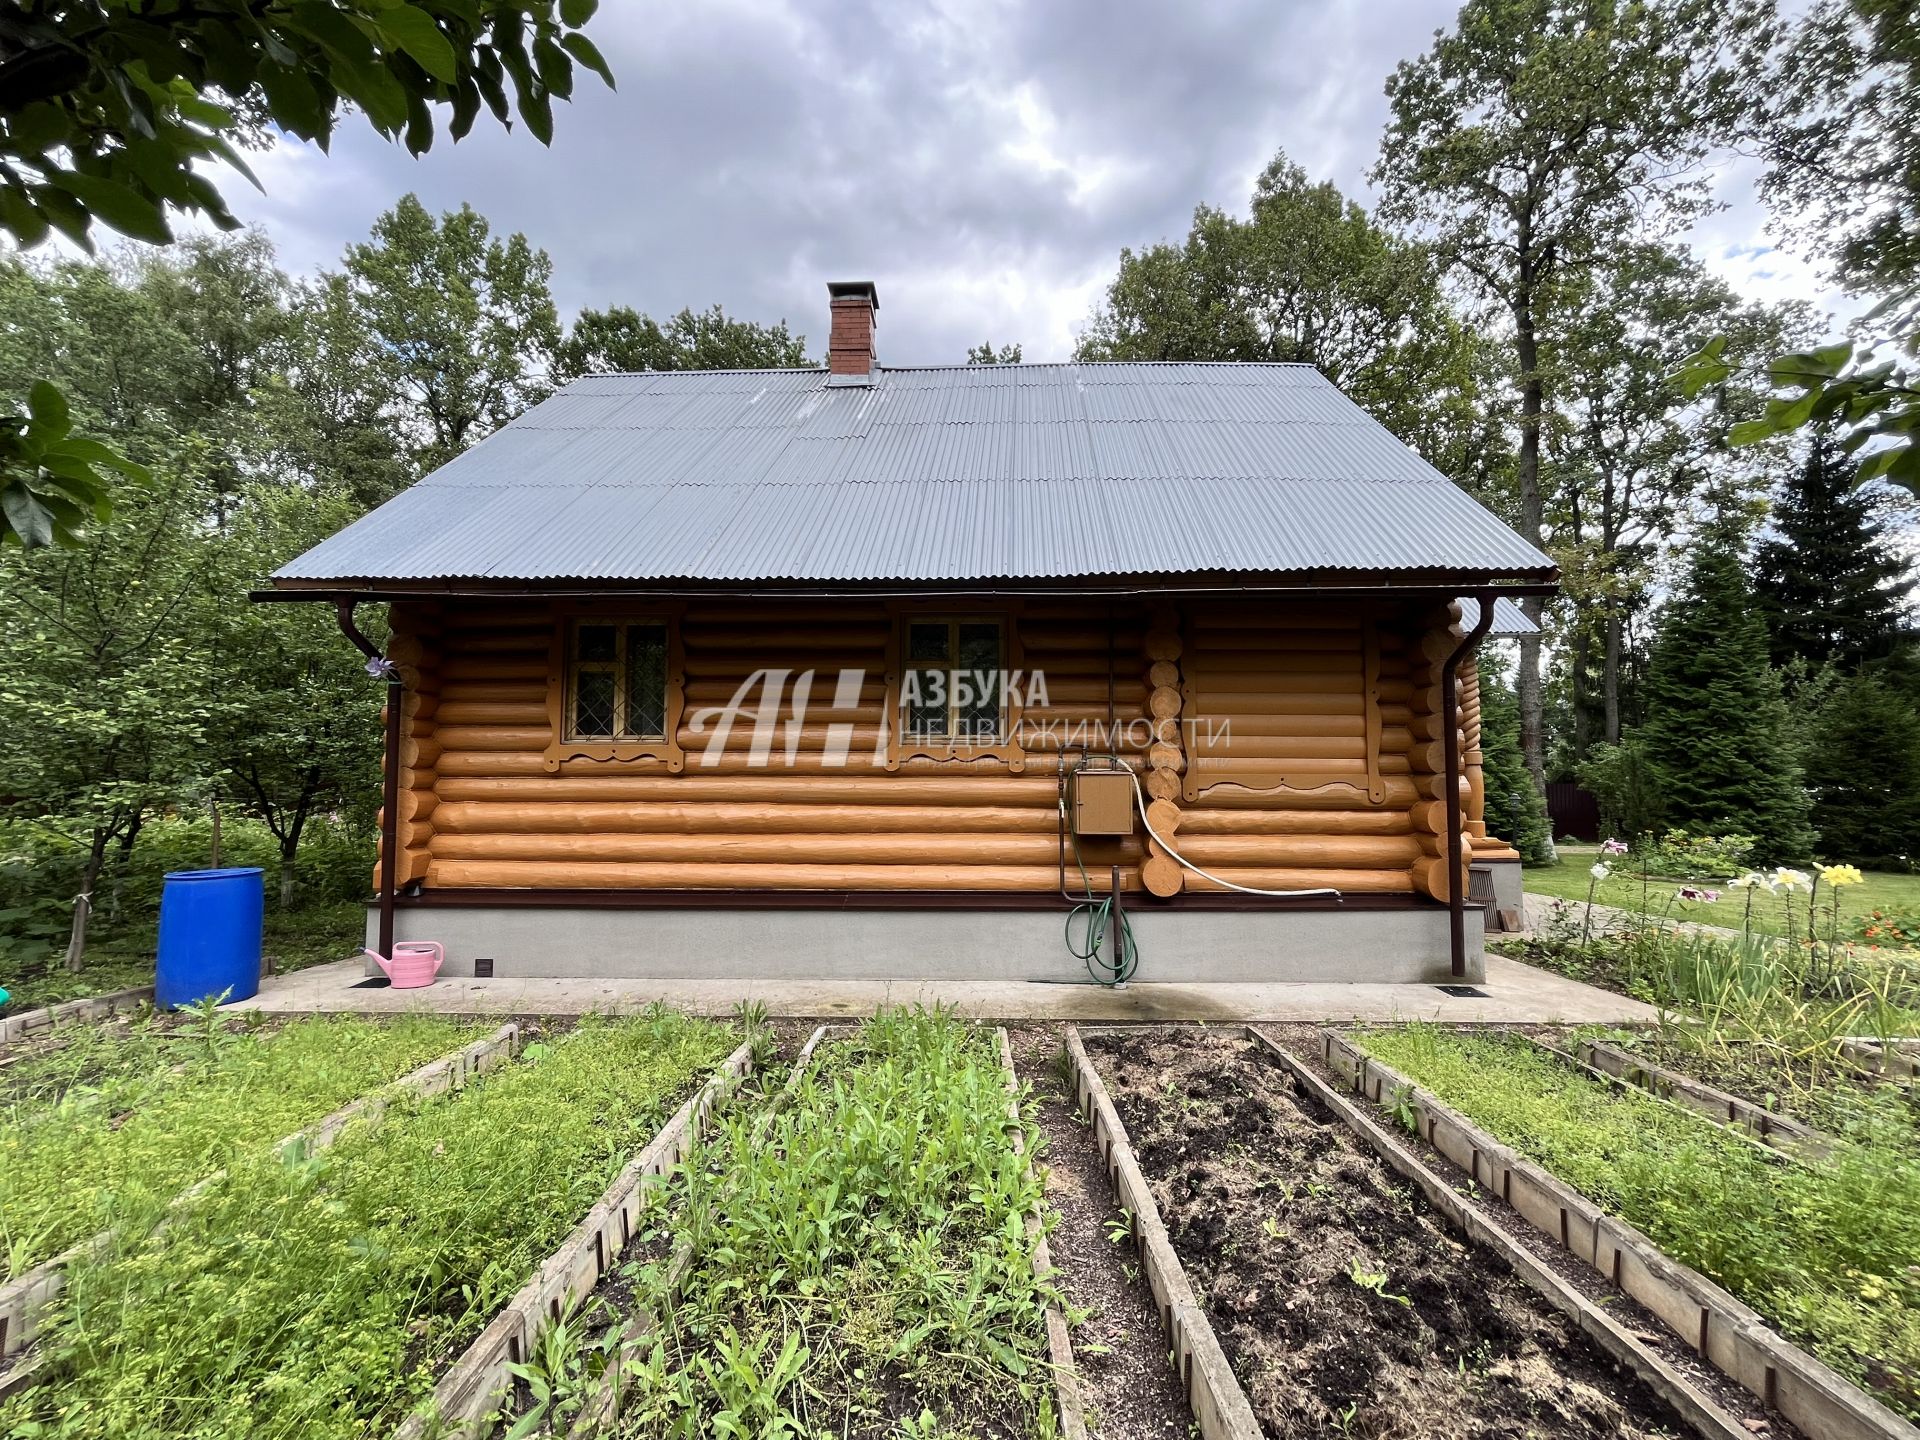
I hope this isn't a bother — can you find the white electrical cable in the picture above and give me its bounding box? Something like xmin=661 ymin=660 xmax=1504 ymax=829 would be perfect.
xmin=1123 ymin=766 xmax=1342 ymax=901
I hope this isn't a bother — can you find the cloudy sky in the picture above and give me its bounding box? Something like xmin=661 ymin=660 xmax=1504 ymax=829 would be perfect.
xmin=227 ymin=0 xmax=1846 ymax=364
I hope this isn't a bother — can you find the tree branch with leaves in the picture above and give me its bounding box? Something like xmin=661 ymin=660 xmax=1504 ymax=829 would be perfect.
xmin=0 ymin=0 xmax=615 ymax=547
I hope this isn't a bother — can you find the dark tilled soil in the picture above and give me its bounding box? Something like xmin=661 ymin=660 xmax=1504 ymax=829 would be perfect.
xmin=1009 ymin=1028 xmax=1192 ymax=1440
xmin=1086 ymin=1027 xmax=1695 ymax=1440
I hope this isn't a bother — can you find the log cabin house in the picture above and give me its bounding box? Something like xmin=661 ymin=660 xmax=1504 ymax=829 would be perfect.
xmin=265 ymin=282 xmax=1555 ymax=985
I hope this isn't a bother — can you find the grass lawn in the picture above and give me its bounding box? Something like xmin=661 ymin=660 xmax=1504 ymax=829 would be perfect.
xmin=0 ymin=899 xmax=365 ymax=1016
xmin=1525 ymin=849 xmax=1920 ymax=943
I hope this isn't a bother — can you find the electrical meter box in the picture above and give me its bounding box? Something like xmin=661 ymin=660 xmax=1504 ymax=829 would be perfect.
xmin=1070 ymin=767 xmax=1137 ymax=837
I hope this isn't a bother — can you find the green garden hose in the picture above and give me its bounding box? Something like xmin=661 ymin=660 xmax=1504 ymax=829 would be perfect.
xmin=1061 ymin=756 xmax=1140 ymax=986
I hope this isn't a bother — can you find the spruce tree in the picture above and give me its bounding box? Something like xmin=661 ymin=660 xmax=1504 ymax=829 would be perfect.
xmin=1752 ymin=432 xmax=1913 ymax=671
xmin=1639 ymin=529 xmax=1814 ymax=861
xmin=1477 ymin=656 xmax=1553 ymax=864
xmin=1804 ymin=674 xmax=1920 ymax=869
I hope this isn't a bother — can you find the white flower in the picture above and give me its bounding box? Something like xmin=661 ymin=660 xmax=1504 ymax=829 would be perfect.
xmin=1728 ymin=873 xmax=1765 ymax=890
xmin=1772 ymin=867 xmax=1812 ymax=892
xmin=1590 ymin=863 xmax=1611 ymax=881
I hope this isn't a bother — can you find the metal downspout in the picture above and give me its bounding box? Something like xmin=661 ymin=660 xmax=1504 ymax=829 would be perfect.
xmin=1442 ymin=595 xmax=1498 ymax=979
xmin=335 ymin=602 xmax=403 ymax=960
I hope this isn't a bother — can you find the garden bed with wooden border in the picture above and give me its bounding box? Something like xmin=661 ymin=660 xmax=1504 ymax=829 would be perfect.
xmin=1554 ymin=1034 xmax=1832 ymax=1157
xmin=1061 ymin=1026 xmax=1261 ymax=1440
xmin=561 ymin=1013 xmax=1077 ymax=1439
xmin=0 ymin=1021 xmax=518 ymax=1373
xmin=1842 ymin=1038 xmax=1919 ymax=1083
xmin=1070 ymin=1025 xmax=1750 ymax=1440
xmin=0 ymin=986 xmax=153 ymax=1046
xmin=531 ymin=1024 xmax=841 ymax=1440
xmin=1322 ymin=1027 xmax=1920 ymax=1440
xmin=495 ymin=1023 xmax=1085 ymax=1440
xmin=393 ymin=1029 xmax=762 ymax=1440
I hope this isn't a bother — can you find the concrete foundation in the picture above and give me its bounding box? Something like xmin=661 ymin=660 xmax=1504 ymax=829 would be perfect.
xmin=367 ymin=902 xmax=1485 ymax=985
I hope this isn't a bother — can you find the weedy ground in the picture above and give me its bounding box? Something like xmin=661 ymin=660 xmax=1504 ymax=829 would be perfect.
xmin=1 ymin=1008 xmax=476 ymax=1278
xmin=1085 ymin=1027 xmax=1689 ymax=1440
xmin=1577 ymin=1022 xmax=1920 ymax=1157
xmin=0 ymin=1009 xmax=736 ymax=1440
xmin=1358 ymin=1024 xmax=1920 ymax=1422
xmin=613 ymin=1008 xmax=1062 ymax=1440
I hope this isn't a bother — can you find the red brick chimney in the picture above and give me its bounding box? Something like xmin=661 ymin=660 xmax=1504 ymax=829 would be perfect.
xmin=827 ymin=281 xmax=878 ymax=379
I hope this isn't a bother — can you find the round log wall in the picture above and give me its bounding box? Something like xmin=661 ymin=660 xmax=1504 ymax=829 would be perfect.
xmin=380 ymin=598 xmax=1498 ymax=899
xmin=1459 ymin=658 xmax=1521 ymax=862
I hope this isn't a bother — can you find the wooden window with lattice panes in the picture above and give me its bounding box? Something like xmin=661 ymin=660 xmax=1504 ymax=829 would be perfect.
xmin=566 ymin=620 xmax=670 ymax=741
xmin=901 ymin=617 xmax=1007 ymax=744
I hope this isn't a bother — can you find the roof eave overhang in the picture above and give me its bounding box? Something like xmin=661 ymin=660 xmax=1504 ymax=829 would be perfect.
xmin=256 ymin=569 xmax=1559 ymax=604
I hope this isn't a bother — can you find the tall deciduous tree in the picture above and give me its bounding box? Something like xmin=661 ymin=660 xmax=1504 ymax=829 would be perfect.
xmin=343 ymin=194 xmax=560 ymax=472
xmin=554 ymin=304 xmax=809 ymax=380
xmin=1374 ymin=0 xmax=1769 ymax=792
xmin=1076 ymin=150 xmax=1486 ymax=475
xmin=965 ymin=341 xmax=1022 ymax=365
xmin=1752 ymin=431 xmax=1914 ymax=672
xmin=208 ymin=487 xmax=384 ymax=909
xmin=1548 ymin=243 xmax=1801 ymax=756
xmin=0 ymin=471 xmax=221 ymax=968
xmin=257 ymin=272 xmax=412 ymax=509
xmin=1753 ymin=0 xmax=1920 ymax=302
xmin=0 ymin=0 xmax=615 ymax=549
xmin=1637 ymin=524 xmax=1813 ymax=860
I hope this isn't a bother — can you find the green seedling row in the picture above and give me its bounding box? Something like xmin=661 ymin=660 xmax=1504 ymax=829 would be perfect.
xmin=1 ymin=1011 xmax=480 ymax=1279
xmin=612 ymin=1008 xmax=1061 ymax=1439
xmin=1359 ymin=1024 xmax=1920 ymax=1421
xmin=1 ymin=1009 xmax=737 ymax=1440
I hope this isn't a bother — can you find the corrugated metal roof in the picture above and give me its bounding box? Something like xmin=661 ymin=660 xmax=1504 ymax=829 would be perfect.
xmin=1457 ymin=596 xmax=1539 ymax=636
xmin=275 ymin=362 xmax=1555 ymax=585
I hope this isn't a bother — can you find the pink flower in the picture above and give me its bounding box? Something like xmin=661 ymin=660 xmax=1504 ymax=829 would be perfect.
xmin=1601 ymin=838 xmax=1629 ymax=855
xmin=1676 ymin=886 xmax=1721 ymax=903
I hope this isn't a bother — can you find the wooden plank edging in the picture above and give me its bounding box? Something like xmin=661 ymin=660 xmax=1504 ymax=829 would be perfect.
xmin=394 ymin=1033 xmax=761 ymax=1440
xmin=1242 ymin=1028 xmax=1750 ymax=1440
xmin=0 ymin=986 xmax=154 ymax=1047
xmin=1062 ymin=1026 xmax=1263 ymax=1440
xmin=1560 ymin=1036 xmax=1830 ymax=1158
xmin=0 ymin=1022 xmax=520 ymax=1364
xmin=556 ymin=1025 xmax=837 ymax=1440
xmin=1841 ymin=1038 xmax=1919 ymax=1083
xmin=1320 ymin=1028 xmax=1920 ymax=1440
xmin=995 ymin=1028 xmax=1088 ymax=1440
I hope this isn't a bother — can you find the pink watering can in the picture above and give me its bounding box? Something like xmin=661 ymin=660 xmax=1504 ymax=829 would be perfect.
xmin=364 ymin=941 xmax=445 ymax=989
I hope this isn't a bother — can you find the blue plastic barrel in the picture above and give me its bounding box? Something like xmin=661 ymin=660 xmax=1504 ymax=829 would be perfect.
xmin=154 ymin=867 xmax=265 ymax=1009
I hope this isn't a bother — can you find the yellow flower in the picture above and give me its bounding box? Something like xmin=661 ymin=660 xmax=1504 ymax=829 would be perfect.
xmin=1817 ymin=863 xmax=1866 ymax=888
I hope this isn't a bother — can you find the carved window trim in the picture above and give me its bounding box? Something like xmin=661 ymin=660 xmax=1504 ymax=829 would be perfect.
xmin=883 ymin=603 xmax=1026 ymax=772
xmin=543 ymin=604 xmax=686 ymax=773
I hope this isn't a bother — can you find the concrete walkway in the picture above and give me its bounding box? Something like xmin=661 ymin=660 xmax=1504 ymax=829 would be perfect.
xmin=241 ymin=954 xmax=1654 ymax=1025
xmin=1519 ymin=891 xmax=1746 ymax=942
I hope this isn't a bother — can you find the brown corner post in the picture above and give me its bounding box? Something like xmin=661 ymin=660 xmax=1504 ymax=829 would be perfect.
xmin=335 ymin=601 xmax=403 ymax=959
xmin=1441 ymin=595 xmax=1499 ymax=978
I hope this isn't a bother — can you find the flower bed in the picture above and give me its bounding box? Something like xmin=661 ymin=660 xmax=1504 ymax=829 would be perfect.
xmin=0 ymin=1010 xmax=735 ymax=1440
xmin=1356 ymin=1025 xmax=1920 ymax=1422
xmin=1 ymin=1013 xmax=476 ymax=1279
xmin=610 ymin=1008 xmax=1064 ymax=1438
